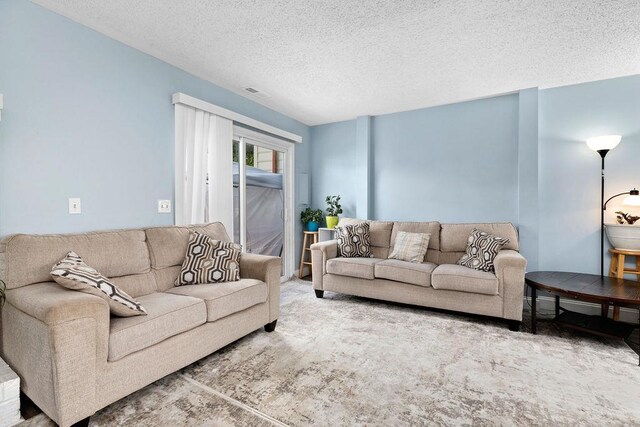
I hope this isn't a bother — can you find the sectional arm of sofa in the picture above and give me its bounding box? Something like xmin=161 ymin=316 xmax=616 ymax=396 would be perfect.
xmin=493 ymin=250 xmax=527 ymax=321
xmin=310 ymin=240 xmax=338 ymax=290
xmin=239 ymin=253 xmax=282 ymax=323
xmin=1 ymin=282 xmax=110 ymax=426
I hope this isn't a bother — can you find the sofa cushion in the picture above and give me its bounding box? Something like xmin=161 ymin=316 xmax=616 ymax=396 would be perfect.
xmin=335 ymin=223 xmax=373 ymax=258
xmin=440 ymin=223 xmax=518 ymax=252
xmin=110 ymin=272 xmax=158 ymax=298
xmin=338 ymin=218 xmax=394 ymax=249
xmin=431 ymin=264 xmax=499 ymax=295
xmin=1 ymin=229 xmax=150 ymax=290
xmin=390 ymin=222 xmax=441 ymax=263
xmin=51 ymin=251 xmax=147 ymax=317
xmin=166 ymin=279 xmax=267 ymax=322
xmin=175 ymin=232 xmax=241 ymax=285
xmin=326 ymin=257 xmax=383 ymax=280
xmin=108 ymin=293 xmax=206 ymax=361
xmin=145 ymin=223 xmax=230 ymax=270
xmin=374 ymin=259 xmax=437 ymax=287
xmin=457 ymin=228 xmax=510 ymax=272
xmin=388 ymin=231 xmax=430 ymax=263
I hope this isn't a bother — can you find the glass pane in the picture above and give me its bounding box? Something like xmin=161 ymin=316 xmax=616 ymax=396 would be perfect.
xmin=245 ymin=142 xmax=285 ymax=264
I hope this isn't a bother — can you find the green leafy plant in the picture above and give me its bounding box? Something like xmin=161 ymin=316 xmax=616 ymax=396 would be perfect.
xmin=325 ymin=195 xmax=343 ymax=216
xmin=300 ymin=208 xmax=323 ymax=224
xmin=0 ymin=279 xmax=5 ymax=307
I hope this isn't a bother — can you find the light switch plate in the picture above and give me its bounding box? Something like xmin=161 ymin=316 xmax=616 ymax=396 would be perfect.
xmin=69 ymin=198 xmax=81 ymax=214
xmin=158 ymin=199 xmax=171 ymax=213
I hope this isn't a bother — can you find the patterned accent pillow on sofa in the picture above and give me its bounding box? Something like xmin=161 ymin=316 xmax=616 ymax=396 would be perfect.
xmin=388 ymin=231 xmax=430 ymax=263
xmin=51 ymin=251 xmax=147 ymax=317
xmin=175 ymin=232 xmax=241 ymax=285
xmin=336 ymin=223 xmax=373 ymax=258
xmin=457 ymin=228 xmax=510 ymax=272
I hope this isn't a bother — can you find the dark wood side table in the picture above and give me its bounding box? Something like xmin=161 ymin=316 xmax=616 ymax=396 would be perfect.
xmin=525 ymin=271 xmax=640 ymax=366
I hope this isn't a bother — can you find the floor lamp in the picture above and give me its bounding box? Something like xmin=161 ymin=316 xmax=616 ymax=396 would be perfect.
xmin=586 ymin=135 xmax=640 ymax=277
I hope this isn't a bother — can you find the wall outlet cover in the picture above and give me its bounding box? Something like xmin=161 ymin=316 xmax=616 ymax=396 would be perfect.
xmin=68 ymin=198 xmax=81 ymax=214
xmin=158 ymin=200 xmax=171 ymax=213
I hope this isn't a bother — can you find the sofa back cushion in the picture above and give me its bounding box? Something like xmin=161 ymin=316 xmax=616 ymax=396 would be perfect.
xmin=337 ymin=218 xmax=393 ymax=259
xmin=0 ymin=229 xmax=150 ymax=290
xmin=145 ymin=223 xmax=230 ymax=270
xmin=145 ymin=223 xmax=231 ymax=292
xmin=111 ymin=272 xmax=158 ymax=298
xmin=440 ymin=223 xmax=519 ymax=253
xmin=390 ymin=221 xmax=441 ymax=263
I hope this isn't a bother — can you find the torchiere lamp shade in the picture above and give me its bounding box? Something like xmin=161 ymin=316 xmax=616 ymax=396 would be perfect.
xmin=586 ymin=135 xmax=621 ymax=152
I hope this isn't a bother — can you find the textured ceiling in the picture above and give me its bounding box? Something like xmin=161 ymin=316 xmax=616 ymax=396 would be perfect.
xmin=32 ymin=0 xmax=640 ymax=125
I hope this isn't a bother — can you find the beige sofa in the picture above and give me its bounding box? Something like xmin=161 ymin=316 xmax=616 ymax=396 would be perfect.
xmin=311 ymin=220 xmax=526 ymax=329
xmin=0 ymin=223 xmax=280 ymax=427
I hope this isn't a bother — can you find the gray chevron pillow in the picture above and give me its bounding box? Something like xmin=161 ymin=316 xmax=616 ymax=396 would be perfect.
xmin=176 ymin=232 xmax=241 ymax=285
xmin=51 ymin=251 xmax=147 ymax=317
xmin=457 ymin=228 xmax=510 ymax=272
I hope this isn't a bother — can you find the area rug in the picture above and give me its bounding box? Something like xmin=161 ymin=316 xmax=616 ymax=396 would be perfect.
xmin=21 ymin=280 xmax=640 ymax=426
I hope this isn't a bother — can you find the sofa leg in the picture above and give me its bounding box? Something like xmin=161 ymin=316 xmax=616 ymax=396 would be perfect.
xmin=508 ymin=320 xmax=521 ymax=332
xmin=264 ymin=320 xmax=277 ymax=332
xmin=314 ymin=289 xmax=324 ymax=298
xmin=71 ymin=416 xmax=92 ymax=427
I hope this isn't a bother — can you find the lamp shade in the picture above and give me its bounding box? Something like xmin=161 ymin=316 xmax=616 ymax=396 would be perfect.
xmin=623 ymin=189 xmax=640 ymax=206
xmin=586 ymin=135 xmax=621 ymax=152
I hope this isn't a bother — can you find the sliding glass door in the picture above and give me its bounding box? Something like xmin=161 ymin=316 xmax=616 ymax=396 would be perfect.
xmin=232 ymin=128 xmax=294 ymax=279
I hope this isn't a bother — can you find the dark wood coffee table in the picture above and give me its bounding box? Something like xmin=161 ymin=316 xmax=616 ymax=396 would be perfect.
xmin=525 ymin=271 xmax=640 ymax=365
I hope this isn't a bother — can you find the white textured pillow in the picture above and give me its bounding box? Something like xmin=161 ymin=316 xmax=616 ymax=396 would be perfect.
xmin=389 ymin=232 xmax=430 ymax=263
xmin=51 ymin=251 xmax=146 ymax=317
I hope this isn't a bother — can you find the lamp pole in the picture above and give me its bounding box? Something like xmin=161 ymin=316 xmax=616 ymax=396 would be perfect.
xmin=598 ymin=150 xmax=608 ymax=278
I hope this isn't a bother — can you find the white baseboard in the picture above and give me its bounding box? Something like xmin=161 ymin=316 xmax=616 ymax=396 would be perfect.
xmin=526 ymin=295 xmax=639 ymax=324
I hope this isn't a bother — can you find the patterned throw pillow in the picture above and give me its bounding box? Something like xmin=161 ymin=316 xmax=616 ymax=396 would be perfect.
xmin=388 ymin=231 xmax=431 ymax=263
xmin=51 ymin=251 xmax=147 ymax=317
xmin=175 ymin=232 xmax=241 ymax=285
xmin=457 ymin=228 xmax=510 ymax=272
xmin=335 ymin=223 xmax=373 ymax=258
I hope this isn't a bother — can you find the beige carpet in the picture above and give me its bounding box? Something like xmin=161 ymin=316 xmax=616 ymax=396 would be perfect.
xmin=21 ymin=280 xmax=640 ymax=426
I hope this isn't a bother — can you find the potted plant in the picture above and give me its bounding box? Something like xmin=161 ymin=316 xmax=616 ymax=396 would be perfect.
xmin=301 ymin=208 xmax=323 ymax=232
xmin=605 ymin=211 xmax=640 ymax=251
xmin=325 ymin=195 xmax=343 ymax=229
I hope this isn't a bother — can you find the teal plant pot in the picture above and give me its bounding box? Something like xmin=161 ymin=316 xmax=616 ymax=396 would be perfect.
xmin=307 ymin=221 xmax=320 ymax=232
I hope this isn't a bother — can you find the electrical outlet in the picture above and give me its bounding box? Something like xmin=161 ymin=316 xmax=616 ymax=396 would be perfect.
xmin=69 ymin=198 xmax=81 ymax=214
xmin=158 ymin=200 xmax=171 ymax=213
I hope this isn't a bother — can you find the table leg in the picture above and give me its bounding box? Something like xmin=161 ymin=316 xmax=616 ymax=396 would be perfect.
xmin=555 ymin=295 xmax=560 ymax=318
xmin=531 ymin=286 xmax=537 ymax=335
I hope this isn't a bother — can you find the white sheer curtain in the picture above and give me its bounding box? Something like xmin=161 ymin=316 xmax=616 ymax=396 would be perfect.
xmin=174 ymin=103 xmax=233 ymax=233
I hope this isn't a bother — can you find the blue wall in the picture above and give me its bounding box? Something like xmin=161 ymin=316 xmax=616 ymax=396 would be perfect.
xmin=310 ymin=76 xmax=640 ymax=274
xmin=310 ymin=119 xmax=358 ymax=216
xmin=0 ymin=0 xmax=310 ymax=262
xmin=538 ymin=75 xmax=640 ymax=274
xmin=311 ymin=95 xmax=520 ymax=224
xmin=372 ymin=95 xmax=519 ymax=222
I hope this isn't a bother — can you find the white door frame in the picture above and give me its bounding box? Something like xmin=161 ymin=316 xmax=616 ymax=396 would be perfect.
xmin=234 ymin=126 xmax=295 ymax=280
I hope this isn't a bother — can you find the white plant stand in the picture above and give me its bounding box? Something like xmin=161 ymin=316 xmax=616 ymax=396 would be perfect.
xmin=0 ymin=357 xmax=20 ymax=427
xmin=318 ymin=227 xmax=336 ymax=242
